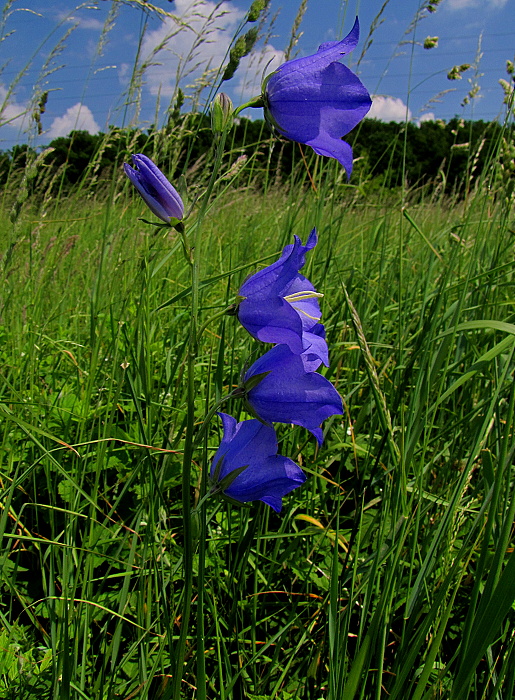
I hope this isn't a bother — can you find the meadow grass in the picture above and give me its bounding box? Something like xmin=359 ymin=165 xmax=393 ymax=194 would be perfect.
xmin=1 ymin=1 xmax=515 ymax=699
xmin=1 ymin=171 xmax=514 ymax=699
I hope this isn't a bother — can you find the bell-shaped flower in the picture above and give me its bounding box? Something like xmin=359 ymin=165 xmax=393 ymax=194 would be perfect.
xmin=262 ymin=17 xmax=371 ymax=177
xmin=210 ymin=412 xmax=306 ymax=512
xmin=242 ymin=344 xmax=343 ymax=445
xmin=124 ymin=154 xmax=184 ymax=223
xmin=237 ymin=228 xmax=328 ymax=370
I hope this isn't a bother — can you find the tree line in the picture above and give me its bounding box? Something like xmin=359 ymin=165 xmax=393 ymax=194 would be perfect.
xmin=0 ymin=114 xmax=511 ymax=199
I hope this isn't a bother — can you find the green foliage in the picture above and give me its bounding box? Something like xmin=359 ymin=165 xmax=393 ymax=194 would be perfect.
xmin=223 ymin=28 xmax=260 ymax=81
xmin=0 ymin=117 xmax=512 ymax=204
xmin=0 ymin=626 xmax=52 ymax=698
xmin=1 ymin=148 xmax=515 ymax=695
xmin=247 ymin=0 xmax=269 ymax=23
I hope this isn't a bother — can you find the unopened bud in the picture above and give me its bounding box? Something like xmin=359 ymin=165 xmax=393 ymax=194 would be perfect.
xmin=211 ymin=93 xmax=234 ymax=138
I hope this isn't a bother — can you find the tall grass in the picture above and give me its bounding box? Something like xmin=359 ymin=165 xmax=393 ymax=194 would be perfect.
xmin=1 ymin=1 xmax=515 ymax=699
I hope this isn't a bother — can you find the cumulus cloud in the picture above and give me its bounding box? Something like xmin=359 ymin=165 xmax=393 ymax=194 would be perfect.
xmin=136 ymin=0 xmax=282 ymax=106
xmin=118 ymin=63 xmax=131 ymax=86
xmin=138 ymin=0 xmax=245 ymax=99
xmin=368 ymin=95 xmax=412 ymax=122
xmin=0 ymin=85 xmax=28 ymax=131
xmin=75 ymin=16 xmax=104 ymax=31
xmin=232 ymin=44 xmax=284 ymax=101
xmin=47 ymin=103 xmax=100 ymax=138
xmin=418 ymin=112 xmax=436 ymax=123
xmin=57 ymin=10 xmax=104 ymax=31
xmin=445 ymin=0 xmax=508 ymax=9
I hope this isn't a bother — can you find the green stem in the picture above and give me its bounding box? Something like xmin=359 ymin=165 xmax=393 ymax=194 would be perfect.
xmin=196 ymin=430 xmax=208 ymax=700
xmin=193 ymin=394 xmax=232 ymax=448
xmin=171 ymin=129 xmax=230 ymax=700
xmin=196 ymin=308 xmax=233 ymax=345
xmin=234 ymin=95 xmax=264 ymax=116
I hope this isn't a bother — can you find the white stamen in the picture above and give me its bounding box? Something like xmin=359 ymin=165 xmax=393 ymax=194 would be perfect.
xmin=284 ymin=290 xmax=324 ymax=303
xmin=284 ymin=290 xmax=323 ymax=321
xmin=297 ymin=310 xmax=321 ymax=321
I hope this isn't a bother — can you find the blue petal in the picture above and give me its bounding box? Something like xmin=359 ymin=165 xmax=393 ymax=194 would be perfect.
xmin=224 ymin=454 xmax=306 ymax=512
xmin=317 ymin=17 xmax=360 ymax=55
xmin=264 ymin=17 xmax=371 ymax=176
xmin=301 ymin=325 xmax=329 ymax=370
xmin=267 ymin=63 xmax=371 ymax=176
xmin=217 ymin=412 xmax=238 ymax=442
xmin=124 ymin=163 xmax=170 ymax=223
xmin=124 ymin=154 xmax=184 ymax=222
xmin=131 ymin=154 xmax=184 ymax=218
xmin=245 ymin=345 xmax=343 ymax=445
xmin=238 ymin=296 xmax=305 ymax=354
xmin=239 ymin=229 xmax=317 ymax=300
xmin=309 ymin=133 xmax=355 ymax=176
xmin=211 ymin=412 xmax=277 ymax=481
xmin=271 ymin=18 xmax=360 ymax=81
xmin=237 ymin=229 xmax=325 ymax=361
xmin=211 ymin=414 xmax=306 ymax=511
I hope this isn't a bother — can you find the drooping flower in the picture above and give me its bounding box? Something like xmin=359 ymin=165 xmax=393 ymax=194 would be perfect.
xmin=242 ymin=344 xmax=343 ymax=445
xmin=236 ymin=228 xmax=328 ymax=370
xmin=210 ymin=412 xmax=306 ymax=512
xmin=124 ymin=154 xmax=184 ymax=223
xmin=262 ymin=17 xmax=371 ymax=177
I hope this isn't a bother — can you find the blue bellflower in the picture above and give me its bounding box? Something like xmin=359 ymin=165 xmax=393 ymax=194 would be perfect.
xmin=210 ymin=412 xmax=306 ymax=512
xmin=262 ymin=18 xmax=371 ymax=177
xmin=237 ymin=228 xmax=328 ymax=370
xmin=124 ymin=154 xmax=184 ymax=223
xmin=243 ymin=344 xmax=343 ymax=445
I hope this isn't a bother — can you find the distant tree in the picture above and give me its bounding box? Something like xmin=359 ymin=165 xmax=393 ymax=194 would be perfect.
xmin=46 ymin=130 xmax=101 ymax=184
xmin=0 ymin=116 xmax=511 ymax=199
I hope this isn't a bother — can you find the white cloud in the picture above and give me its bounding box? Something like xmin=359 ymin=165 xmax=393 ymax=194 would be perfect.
xmin=138 ymin=0 xmax=272 ymax=104
xmin=418 ymin=112 xmax=436 ymax=123
xmin=445 ymin=0 xmax=508 ymax=9
xmin=47 ymin=103 xmax=100 ymax=138
xmin=0 ymin=85 xmax=28 ymax=130
xmin=231 ymin=44 xmax=284 ymax=101
xmin=57 ymin=10 xmax=104 ymax=31
xmin=140 ymin=0 xmax=244 ymax=98
xmin=75 ymin=16 xmax=104 ymax=31
xmin=118 ymin=62 xmax=131 ymax=86
xmin=368 ymin=95 xmax=412 ymax=122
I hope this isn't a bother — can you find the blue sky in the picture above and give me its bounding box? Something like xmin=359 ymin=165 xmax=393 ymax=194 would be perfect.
xmin=0 ymin=0 xmax=513 ymax=149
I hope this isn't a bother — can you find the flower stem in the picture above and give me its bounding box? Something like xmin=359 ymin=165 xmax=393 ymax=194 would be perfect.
xmin=172 ymin=129 xmax=230 ymax=700
xmin=195 ymin=431 xmax=208 ymax=700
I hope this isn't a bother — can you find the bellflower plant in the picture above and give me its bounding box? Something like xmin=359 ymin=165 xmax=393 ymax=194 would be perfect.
xmin=210 ymin=413 xmax=306 ymax=512
xmin=124 ymin=154 xmax=184 ymax=223
xmin=242 ymin=344 xmax=343 ymax=445
xmin=262 ymin=17 xmax=371 ymax=177
xmin=236 ymin=228 xmax=328 ymax=369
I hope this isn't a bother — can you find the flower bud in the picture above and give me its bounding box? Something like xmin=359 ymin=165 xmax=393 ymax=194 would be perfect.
xmin=210 ymin=93 xmax=234 ymax=138
xmin=123 ymin=154 xmax=184 ymax=224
